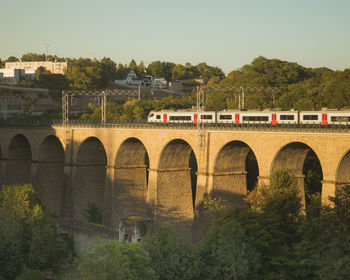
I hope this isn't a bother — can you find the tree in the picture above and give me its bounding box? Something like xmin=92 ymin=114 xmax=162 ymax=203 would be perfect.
xmin=0 ymin=185 xmax=66 ymax=279
xmin=200 ymin=215 xmax=262 ymax=280
xmin=147 ymin=61 xmax=176 ymax=81
xmin=143 ymin=227 xmax=200 ymax=280
xmin=115 ymin=63 xmax=127 ymax=80
xmin=21 ymin=53 xmax=46 ymax=62
xmin=7 ymin=56 xmax=19 ymax=62
xmin=294 ymin=186 xmax=350 ymax=280
xmin=77 ymin=239 xmax=156 ymax=280
xmin=65 ymin=57 xmax=117 ymax=89
xmin=128 ymin=59 xmax=138 ymax=72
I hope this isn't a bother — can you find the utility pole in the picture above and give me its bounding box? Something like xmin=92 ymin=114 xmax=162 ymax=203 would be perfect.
xmin=138 ymin=85 xmax=141 ymax=101
xmin=241 ymin=86 xmax=245 ymax=110
xmin=44 ymin=44 xmax=49 ymax=61
xmin=101 ymin=91 xmax=107 ymax=123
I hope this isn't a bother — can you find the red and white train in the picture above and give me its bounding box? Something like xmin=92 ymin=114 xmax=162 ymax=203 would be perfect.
xmin=147 ymin=109 xmax=350 ymax=125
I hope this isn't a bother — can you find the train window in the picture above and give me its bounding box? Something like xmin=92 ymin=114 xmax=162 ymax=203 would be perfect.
xmin=280 ymin=115 xmax=294 ymax=120
xmin=242 ymin=116 xmax=268 ymax=121
xmin=219 ymin=115 xmax=232 ymax=120
xmin=156 ymin=115 xmax=161 ymax=119
xmin=331 ymin=116 xmax=350 ymax=122
xmin=303 ymin=115 xmax=318 ymax=120
xmin=150 ymin=114 xmax=154 ymax=117
xmin=169 ymin=116 xmax=192 ymax=121
xmin=201 ymin=115 xmax=213 ymax=119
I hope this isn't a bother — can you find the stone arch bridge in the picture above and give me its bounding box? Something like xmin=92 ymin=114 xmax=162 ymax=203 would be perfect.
xmin=0 ymin=124 xmax=349 ymax=245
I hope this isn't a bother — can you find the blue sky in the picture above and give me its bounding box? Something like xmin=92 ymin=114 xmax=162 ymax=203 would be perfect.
xmin=1 ymin=0 xmax=350 ymax=73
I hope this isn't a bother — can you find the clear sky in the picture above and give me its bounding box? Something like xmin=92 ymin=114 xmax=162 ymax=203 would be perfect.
xmin=1 ymin=0 xmax=350 ymax=73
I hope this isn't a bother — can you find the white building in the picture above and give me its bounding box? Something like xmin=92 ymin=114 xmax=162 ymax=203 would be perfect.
xmin=0 ymin=68 xmax=37 ymax=83
xmin=115 ymin=70 xmax=142 ymax=86
xmin=126 ymin=70 xmax=142 ymax=85
xmin=0 ymin=69 xmax=24 ymax=83
xmin=5 ymin=61 xmax=68 ymax=74
xmin=152 ymin=77 xmax=167 ymax=89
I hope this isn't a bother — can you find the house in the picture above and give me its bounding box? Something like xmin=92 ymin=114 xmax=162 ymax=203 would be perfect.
xmin=152 ymin=77 xmax=167 ymax=89
xmin=115 ymin=70 xmax=142 ymax=86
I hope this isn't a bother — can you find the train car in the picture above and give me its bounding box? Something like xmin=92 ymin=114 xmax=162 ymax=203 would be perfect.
xmin=326 ymin=111 xmax=350 ymax=125
xmin=217 ymin=110 xmax=298 ymax=125
xmin=299 ymin=111 xmax=324 ymax=125
xmin=217 ymin=110 xmax=240 ymax=124
xmin=274 ymin=111 xmax=299 ymax=124
xmin=147 ymin=110 xmax=216 ymax=123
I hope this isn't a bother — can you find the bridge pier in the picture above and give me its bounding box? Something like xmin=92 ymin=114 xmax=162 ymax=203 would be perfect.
xmin=62 ymin=164 xmax=75 ymax=223
xmin=322 ymin=180 xmax=337 ymax=205
xmin=0 ymin=158 xmax=7 ymax=187
xmin=112 ymin=164 xmax=148 ymax=229
xmin=211 ymin=171 xmax=248 ymax=207
xmin=103 ymin=165 xmax=115 ymax=227
xmin=31 ymin=160 xmax=38 ymax=190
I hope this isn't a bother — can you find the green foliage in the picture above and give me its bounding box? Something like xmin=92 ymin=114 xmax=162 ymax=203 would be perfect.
xmin=294 ymin=186 xmax=350 ymax=280
xmin=81 ymin=94 xmax=196 ymax=121
xmin=0 ymin=184 xmax=67 ymax=279
xmin=15 ymin=269 xmax=42 ymax=280
xmin=201 ymin=215 xmax=262 ymax=280
xmin=81 ymin=201 xmax=103 ymax=224
xmin=65 ymin=57 xmax=117 ymax=89
xmin=202 ymin=194 xmax=226 ymax=218
xmin=7 ymin=56 xmax=19 ymax=62
xmin=201 ymin=170 xmax=303 ymax=280
xmin=77 ymin=238 xmax=156 ymax=280
xmin=248 ymin=169 xmax=302 ymax=223
xmin=20 ymin=52 xmax=66 ymax=62
xmin=205 ymin=56 xmax=350 ymax=111
xmin=143 ymin=227 xmax=200 ymax=280
xmin=147 ymin=61 xmax=176 ymax=81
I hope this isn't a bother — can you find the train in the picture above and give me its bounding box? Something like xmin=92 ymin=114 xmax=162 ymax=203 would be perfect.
xmin=147 ymin=109 xmax=350 ymax=125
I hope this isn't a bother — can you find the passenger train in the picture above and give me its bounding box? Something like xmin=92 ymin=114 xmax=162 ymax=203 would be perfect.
xmin=147 ymin=109 xmax=350 ymax=125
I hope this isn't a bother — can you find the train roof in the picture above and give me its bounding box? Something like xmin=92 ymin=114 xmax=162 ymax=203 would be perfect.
xmin=149 ymin=110 xmax=216 ymax=113
xmin=218 ymin=110 xmax=297 ymax=113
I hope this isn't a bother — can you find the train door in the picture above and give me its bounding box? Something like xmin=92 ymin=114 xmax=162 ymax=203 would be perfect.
xmin=194 ymin=113 xmax=198 ymax=124
xmin=321 ymin=113 xmax=327 ymax=125
xmin=235 ymin=113 xmax=240 ymax=124
xmin=272 ymin=113 xmax=277 ymax=125
xmin=163 ymin=113 xmax=167 ymax=123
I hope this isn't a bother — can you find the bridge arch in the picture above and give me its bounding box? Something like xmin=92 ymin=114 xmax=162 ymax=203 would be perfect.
xmin=336 ymin=150 xmax=350 ymax=187
xmin=156 ymin=139 xmax=198 ymax=229
xmin=212 ymin=140 xmax=259 ymax=206
xmin=7 ymin=134 xmax=32 ymax=185
xmin=271 ymin=142 xmax=323 ymax=206
xmin=73 ymin=137 xmax=107 ymax=224
xmin=37 ymin=135 xmax=65 ymax=215
xmin=113 ymin=137 xmax=149 ymax=227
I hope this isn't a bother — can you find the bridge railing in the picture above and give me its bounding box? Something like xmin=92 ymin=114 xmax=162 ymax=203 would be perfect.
xmin=0 ymin=118 xmax=350 ymax=132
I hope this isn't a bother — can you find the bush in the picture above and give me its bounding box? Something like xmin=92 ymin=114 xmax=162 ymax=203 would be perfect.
xmin=77 ymin=238 xmax=156 ymax=280
xmin=15 ymin=270 xmax=42 ymax=280
xmin=143 ymin=227 xmax=200 ymax=280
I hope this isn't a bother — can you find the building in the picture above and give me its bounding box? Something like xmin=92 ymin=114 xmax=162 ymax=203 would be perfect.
xmin=115 ymin=70 xmax=143 ymax=86
xmin=152 ymin=77 xmax=167 ymax=89
xmin=5 ymin=61 xmax=68 ymax=74
xmin=0 ymin=68 xmax=36 ymax=83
